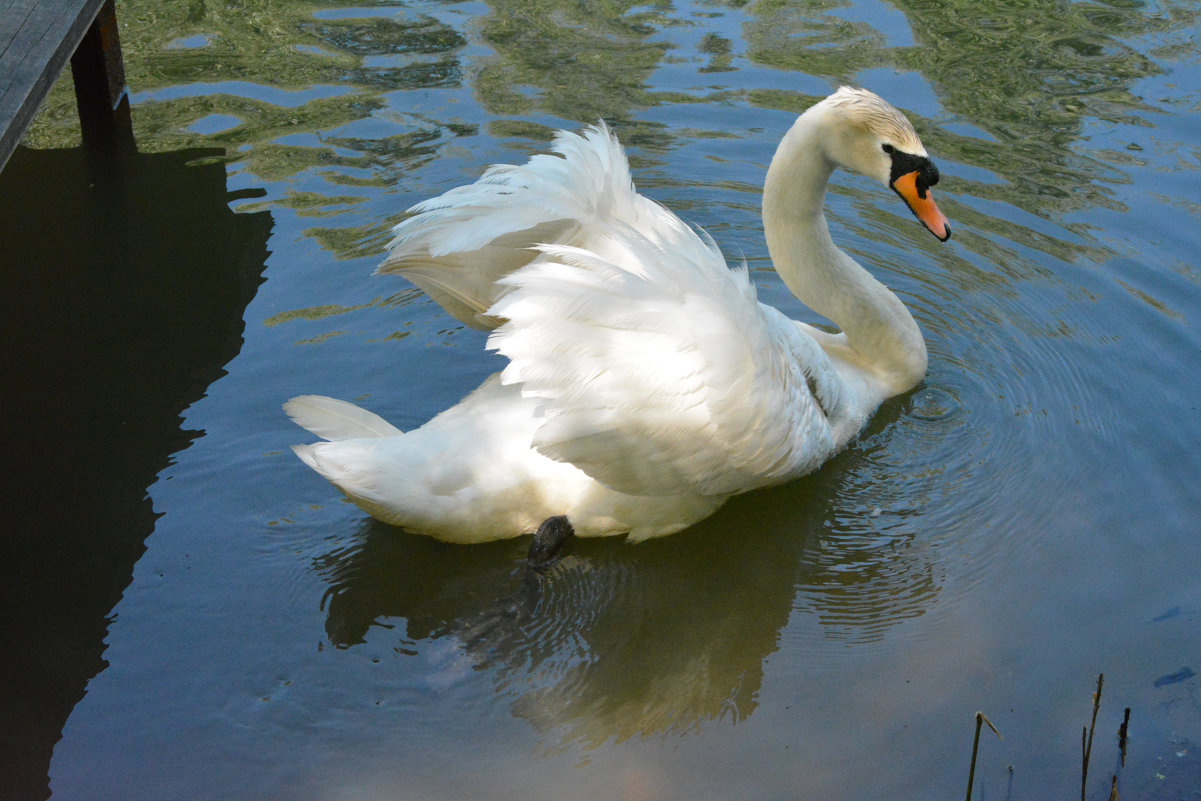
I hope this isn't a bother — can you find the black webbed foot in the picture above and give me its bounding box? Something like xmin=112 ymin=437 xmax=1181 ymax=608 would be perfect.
xmin=527 ymin=515 xmax=575 ymax=569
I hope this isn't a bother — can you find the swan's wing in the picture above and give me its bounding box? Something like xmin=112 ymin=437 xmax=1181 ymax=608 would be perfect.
xmin=487 ymin=219 xmax=844 ymax=498
xmin=380 ymin=124 xmax=645 ymax=330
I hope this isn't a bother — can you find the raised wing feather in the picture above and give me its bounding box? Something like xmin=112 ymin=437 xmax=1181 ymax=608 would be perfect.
xmin=487 ymin=218 xmax=843 ymax=498
xmin=379 ymin=124 xmax=642 ymax=330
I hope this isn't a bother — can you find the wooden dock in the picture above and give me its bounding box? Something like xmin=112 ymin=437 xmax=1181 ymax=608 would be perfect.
xmin=0 ymin=0 xmax=129 ymax=172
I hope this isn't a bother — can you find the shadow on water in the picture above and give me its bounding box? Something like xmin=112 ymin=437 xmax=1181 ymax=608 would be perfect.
xmin=313 ymin=395 xmax=940 ymax=749
xmin=0 ymin=144 xmax=270 ymax=800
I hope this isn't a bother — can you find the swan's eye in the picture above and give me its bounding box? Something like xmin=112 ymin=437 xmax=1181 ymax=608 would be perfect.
xmin=882 ymin=144 xmax=895 ymax=154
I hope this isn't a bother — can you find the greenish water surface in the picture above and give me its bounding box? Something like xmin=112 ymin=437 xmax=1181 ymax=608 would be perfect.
xmin=2 ymin=1 xmax=1200 ymax=799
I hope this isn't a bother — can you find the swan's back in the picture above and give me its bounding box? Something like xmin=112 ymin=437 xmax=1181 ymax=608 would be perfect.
xmin=379 ymin=124 xmax=854 ymax=494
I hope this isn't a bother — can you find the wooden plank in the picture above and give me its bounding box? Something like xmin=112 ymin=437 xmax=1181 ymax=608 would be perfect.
xmin=0 ymin=0 xmax=109 ymax=171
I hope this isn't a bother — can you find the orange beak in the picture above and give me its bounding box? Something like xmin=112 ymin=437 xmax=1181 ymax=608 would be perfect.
xmin=892 ymin=171 xmax=951 ymax=242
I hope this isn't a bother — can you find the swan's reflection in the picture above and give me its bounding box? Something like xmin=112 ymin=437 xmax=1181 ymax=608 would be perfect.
xmin=317 ymin=516 xmax=790 ymax=746
xmin=314 ymin=399 xmax=944 ymax=748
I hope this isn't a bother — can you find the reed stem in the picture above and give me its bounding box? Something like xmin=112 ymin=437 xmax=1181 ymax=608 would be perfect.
xmin=1082 ymin=673 xmax=1104 ymax=801
xmin=964 ymin=711 xmax=1001 ymax=801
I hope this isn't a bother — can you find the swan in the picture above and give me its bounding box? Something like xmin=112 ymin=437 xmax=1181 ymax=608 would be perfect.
xmin=285 ymin=87 xmax=951 ymax=563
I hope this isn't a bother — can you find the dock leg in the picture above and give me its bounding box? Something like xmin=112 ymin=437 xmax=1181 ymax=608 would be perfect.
xmin=70 ymin=0 xmax=134 ymax=152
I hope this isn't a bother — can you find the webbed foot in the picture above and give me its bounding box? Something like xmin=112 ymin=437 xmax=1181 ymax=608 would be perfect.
xmin=527 ymin=515 xmax=575 ymax=569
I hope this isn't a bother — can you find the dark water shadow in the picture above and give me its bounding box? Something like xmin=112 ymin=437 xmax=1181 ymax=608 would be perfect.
xmin=314 ymin=395 xmax=942 ymax=749
xmin=0 ymin=144 xmax=270 ymax=801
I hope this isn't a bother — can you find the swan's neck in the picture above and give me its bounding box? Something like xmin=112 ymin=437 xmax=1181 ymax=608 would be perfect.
xmin=762 ymin=114 xmax=927 ymax=394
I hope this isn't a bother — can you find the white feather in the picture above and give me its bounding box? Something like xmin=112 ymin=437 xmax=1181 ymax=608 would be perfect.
xmin=378 ymin=123 xmax=656 ymax=330
xmin=487 ymin=231 xmax=837 ymax=498
xmin=283 ymin=395 xmax=403 ymax=441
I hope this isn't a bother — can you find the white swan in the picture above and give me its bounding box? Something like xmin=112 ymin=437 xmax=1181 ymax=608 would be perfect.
xmin=285 ymin=87 xmax=951 ymax=560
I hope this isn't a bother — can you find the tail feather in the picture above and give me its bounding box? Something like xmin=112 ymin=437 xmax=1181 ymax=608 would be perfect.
xmin=284 ymin=395 xmax=403 ymax=441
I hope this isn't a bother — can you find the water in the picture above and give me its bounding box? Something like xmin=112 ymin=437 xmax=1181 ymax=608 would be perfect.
xmin=2 ymin=0 xmax=1200 ymax=798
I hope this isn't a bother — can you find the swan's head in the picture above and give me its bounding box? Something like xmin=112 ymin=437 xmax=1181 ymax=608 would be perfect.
xmin=816 ymin=87 xmax=951 ymax=242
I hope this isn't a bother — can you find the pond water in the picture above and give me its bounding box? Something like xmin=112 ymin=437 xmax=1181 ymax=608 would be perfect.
xmin=3 ymin=0 xmax=1200 ymax=799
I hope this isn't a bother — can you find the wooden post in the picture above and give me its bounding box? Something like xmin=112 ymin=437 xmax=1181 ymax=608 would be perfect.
xmin=70 ymin=0 xmax=133 ymax=151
